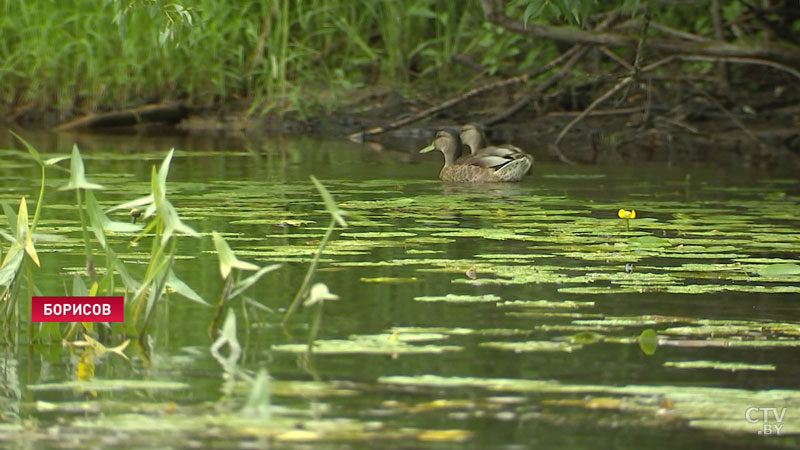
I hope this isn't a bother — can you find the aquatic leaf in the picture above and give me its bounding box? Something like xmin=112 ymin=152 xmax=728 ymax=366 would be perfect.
xmin=664 ymin=360 xmax=775 ymax=371
xmin=638 ymin=329 xmax=658 ymax=355
xmin=85 ymin=190 xmax=108 ymax=248
xmin=758 ymin=263 xmax=800 ymax=277
xmin=157 ymin=148 xmax=175 ymax=191
xmin=360 ymin=277 xmax=418 ymax=283
xmin=273 ymin=331 xmax=461 ymax=355
xmin=311 ymin=175 xmax=347 ymax=228
xmin=59 ymin=145 xmax=104 ymax=191
xmin=627 ymin=236 xmax=669 ymax=247
xmin=108 ymin=249 xmax=140 ymax=292
xmin=417 ymin=429 xmax=472 ymax=442
xmin=479 ymin=341 xmax=581 ymax=352
xmin=28 ymin=379 xmax=188 ymax=391
xmin=9 ymin=130 xmax=43 ymax=166
xmin=0 ymin=249 xmax=23 ymax=286
xmin=229 ymin=263 xmax=282 ymax=299
xmin=71 ymin=272 xmax=88 ymax=297
xmin=15 ymin=197 xmax=39 ymax=267
xmin=166 ymin=269 xmax=208 ymax=305
xmin=158 ymin=197 xmax=200 ymax=244
xmin=213 ymin=231 xmax=259 ymax=279
xmin=1 ymin=202 xmax=17 ymax=238
xmin=414 ymin=294 xmax=501 ymax=303
xmin=498 ymin=300 xmax=594 ymax=309
xmin=106 ymin=194 xmax=155 ymax=215
xmin=566 ymin=331 xmax=606 ymax=344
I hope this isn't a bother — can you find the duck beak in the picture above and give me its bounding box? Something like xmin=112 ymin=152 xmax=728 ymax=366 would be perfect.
xmin=419 ymin=142 xmax=435 ymax=153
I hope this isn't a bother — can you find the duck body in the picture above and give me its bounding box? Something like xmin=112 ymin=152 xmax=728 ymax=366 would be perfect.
xmin=457 ymin=124 xmax=533 ymax=182
xmin=419 ymin=129 xmax=533 ymax=183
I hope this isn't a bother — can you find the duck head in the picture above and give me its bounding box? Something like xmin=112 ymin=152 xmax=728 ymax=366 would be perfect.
xmin=459 ymin=124 xmax=487 ymax=155
xmin=419 ymin=130 xmax=462 ymax=165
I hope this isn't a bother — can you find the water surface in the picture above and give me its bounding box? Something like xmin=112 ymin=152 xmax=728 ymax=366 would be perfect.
xmin=0 ymin=129 xmax=799 ymax=449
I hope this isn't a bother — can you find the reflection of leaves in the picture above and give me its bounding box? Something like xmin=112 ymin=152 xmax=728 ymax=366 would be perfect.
xmin=273 ymin=331 xmax=461 ymax=355
xmin=303 ymin=283 xmax=339 ymax=307
xmin=378 ymin=374 xmax=800 ymax=435
xmin=211 ymin=310 xmax=241 ymax=376
xmin=70 ymin=334 xmax=130 ymax=360
xmin=242 ymin=369 xmax=271 ymax=419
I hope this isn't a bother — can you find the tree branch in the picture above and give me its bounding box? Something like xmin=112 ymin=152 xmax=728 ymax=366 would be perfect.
xmin=479 ymin=0 xmax=800 ymax=69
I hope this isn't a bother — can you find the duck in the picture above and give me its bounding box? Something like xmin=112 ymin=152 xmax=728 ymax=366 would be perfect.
xmin=419 ymin=129 xmax=533 ymax=183
xmin=459 ymin=124 xmax=533 ymax=162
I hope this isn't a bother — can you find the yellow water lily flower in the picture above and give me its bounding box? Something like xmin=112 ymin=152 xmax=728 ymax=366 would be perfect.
xmin=618 ymin=209 xmax=637 ymax=219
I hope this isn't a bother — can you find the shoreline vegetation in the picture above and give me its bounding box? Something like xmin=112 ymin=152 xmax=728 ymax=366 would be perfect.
xmin=2 ymin=0 xmax=799 ymax=166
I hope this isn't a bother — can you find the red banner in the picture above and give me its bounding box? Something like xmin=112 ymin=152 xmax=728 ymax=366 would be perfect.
xmin=31 ymin=296 xmax=124 ymax=322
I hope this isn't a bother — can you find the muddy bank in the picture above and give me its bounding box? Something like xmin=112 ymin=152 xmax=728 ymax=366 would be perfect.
xmin=6 ymin=83 xmax=800 ymax=170
xmin=180 ymin=87 xmax=800 ymax=170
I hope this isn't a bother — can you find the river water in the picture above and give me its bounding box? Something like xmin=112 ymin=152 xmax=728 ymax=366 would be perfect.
xmin=0 ymin=129 xmax=798 ymax=448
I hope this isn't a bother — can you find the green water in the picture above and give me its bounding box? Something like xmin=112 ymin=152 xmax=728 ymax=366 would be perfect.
xmin=1 ymin=130 xmax=799 ymax=449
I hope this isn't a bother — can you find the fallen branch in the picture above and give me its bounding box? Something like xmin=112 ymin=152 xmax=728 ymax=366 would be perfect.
xmin=55 ymin=102 xmax=187 ymax=131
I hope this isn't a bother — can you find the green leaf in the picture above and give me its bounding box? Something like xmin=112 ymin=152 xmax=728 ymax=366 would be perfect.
xmin=522 ymin=1 xmax=547 ymax=27
xmin=59 ymin=145 xmax=103 ymax=191
xmin=627 ymin=236 xmax=670 ymax=248
xmin=158 ymin=198 xmax=199 ymax=244
xmin=72 ymin=273 xmax=89 ymax=297
xmin=758 ymin=263 xmax=800 ymax=277
xmin=107 ymin=194 xmax=155 ymax=214
xmin=44 ymin=155 xmax=71 ymax=167
xmin=213 ymin=232 xmax=259 ymax=279
xmin=9 ymin=130 xmax=43 ymax=166
xmin=638 ymin=329 xmax=658 ymax=355
xmin=85 ymin=190 xmax=108 ymax=249
xmin=0 ymin=249 xmax=23 ymax=286
xmin=86 ymin=191 xmax=144 ymax=250
xmin=108 ymin=249 xmax=140 ymax=292
xmin=166 ymin=269 xmax=208 ymax=305
xmin=230 ymin=263 xmax=281 ymax=299
xmin=310 ymin=175 xmax=347 ymax=228
xmin=2 ymin=202 xmax=18 ymax=237
xmin=157 ymin=149 xmax=174 ymax=194
xmin=17 ymin=197 xmax=39 ymax=266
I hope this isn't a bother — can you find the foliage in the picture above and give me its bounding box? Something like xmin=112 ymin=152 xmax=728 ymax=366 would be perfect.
xmin=2 ymin=0 xmax=798 ymax=118
xmin=0 ymin=136 xmax=286 ymax=343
